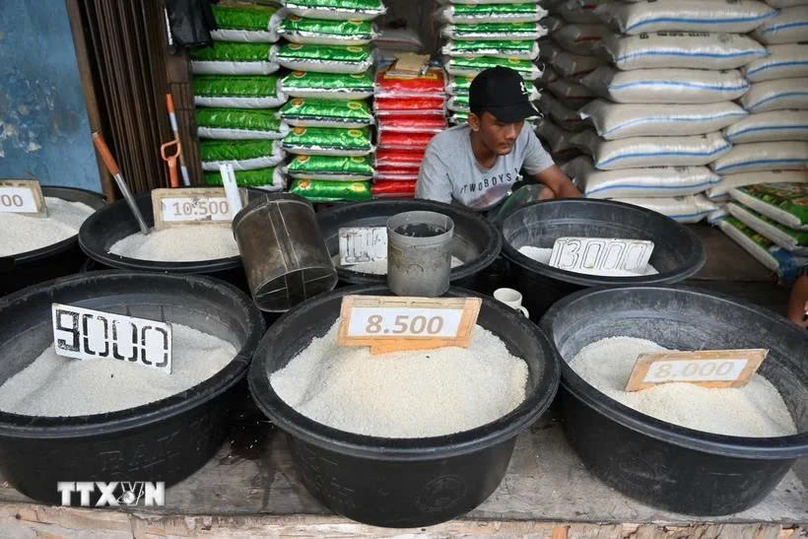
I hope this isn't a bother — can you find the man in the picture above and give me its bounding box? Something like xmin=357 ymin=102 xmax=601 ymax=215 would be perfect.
xmin=787 ymin=272 xmax=807 ymax=328
xmin=416 ymin=66 xmax=581 ymax=214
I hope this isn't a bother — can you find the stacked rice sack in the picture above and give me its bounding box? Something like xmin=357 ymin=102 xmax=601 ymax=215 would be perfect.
xmin=191 ymin=3 xmax=288 ymax=190
xmin=556 ymin=0 xmax=781 ymax=224
xmin=437 ymin=0 xmax=548 ymax=125
xmin=534 ymin=0 xmax=607 ymax=166
xmin=271 ymin=0 xmax=384 ymax=203
xmin=709 ymin=0 xmax=808 ymax=270
xmin=373 ymin=67 xmax=448 ymax=199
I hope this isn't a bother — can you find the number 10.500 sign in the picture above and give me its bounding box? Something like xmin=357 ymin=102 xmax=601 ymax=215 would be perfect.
xmin=151 ymin=188 xmax=247 ymax=230
xmin=337 ymin=295 xmax=481 ymax=354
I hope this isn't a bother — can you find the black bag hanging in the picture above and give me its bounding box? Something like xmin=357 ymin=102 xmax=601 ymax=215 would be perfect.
xmin=165 ymin=0 xmax=218 ymax=48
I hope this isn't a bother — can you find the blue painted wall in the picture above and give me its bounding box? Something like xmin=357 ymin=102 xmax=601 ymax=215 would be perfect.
xmin=0 ymin=1 xmax=101 ymax=193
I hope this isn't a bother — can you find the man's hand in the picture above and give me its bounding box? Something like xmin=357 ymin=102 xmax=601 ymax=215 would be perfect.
xmin=534 ymin=165 xmax=582 ymax=199
xmin=787 ymin=275 xmax=808 ymax=328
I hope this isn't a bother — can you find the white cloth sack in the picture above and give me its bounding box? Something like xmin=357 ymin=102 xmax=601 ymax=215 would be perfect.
xmin=553 ymin=24 xmax=608 ymax=54
xmin=711 ymin=141 xmax=808 ymax=174
xmin=744 ymin=44 xmax=808 ymax=82
xmin=580 ymin=66 xmax=750 ymax=104
xmin=579 ymin=100 xmax=747 ymax=139
xmin=739 ymin=78 xmax=808 ymax=112
xmin=724 ymin=110 xmax=808 ymax=143
xmin=752 ymin=6 xmax=808 ymax=44
xmin=610 ymin=195 xmax=720 ymax=223
xmin=707 ymin=170 xmax=808 ymax=199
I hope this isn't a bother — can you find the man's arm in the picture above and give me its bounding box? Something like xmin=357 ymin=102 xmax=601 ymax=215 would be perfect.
xmin=415 ymin=147 xmax=453 ymax=204
xmin=533 ymin=165 xmax=582 ymax=199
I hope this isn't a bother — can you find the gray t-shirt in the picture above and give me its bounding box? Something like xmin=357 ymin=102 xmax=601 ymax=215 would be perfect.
xmin=415 ymin=124 xmax=554 ymax=211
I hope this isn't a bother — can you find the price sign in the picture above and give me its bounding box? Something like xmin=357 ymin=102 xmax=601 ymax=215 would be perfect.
xmin=0 ymin=178 xmax=47 ymax=217
xmin=52 ymin=303 xmax=173 ymax=374
xmin=339 ymin=227 xmax=387 ymax=265
xmin=151 ymin=188 xmax=248 ymax=230
xmin=549 ymin=237 xmax=654 ymax=275
xmin=625 ymin=349 xmax=767 ymax=392
xmin=337 ymin=295 xmax=481 ymax=355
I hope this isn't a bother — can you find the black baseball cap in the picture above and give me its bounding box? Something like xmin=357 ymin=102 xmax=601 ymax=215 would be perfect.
xmin=469 ymin=66 xmax=538 ymax=123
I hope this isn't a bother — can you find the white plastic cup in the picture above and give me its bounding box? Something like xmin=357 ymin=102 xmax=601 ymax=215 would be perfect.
xmin=493 ymin=288 xmax=529 ymax=317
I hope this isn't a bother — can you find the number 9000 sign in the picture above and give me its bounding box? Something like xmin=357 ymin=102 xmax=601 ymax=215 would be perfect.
xmin=365 ymin=314 xmax=444 ymax=335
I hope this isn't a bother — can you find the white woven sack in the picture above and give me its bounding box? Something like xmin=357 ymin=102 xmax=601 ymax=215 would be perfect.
xmin=609 ymin=195 xmax=719 ymax=223
xmin=752 ymin=6 xmax=808 ymax=44
xmin=724 ymin=110 xmax=808 ymax=143
xmin=706 ymin=170 xmax=808 ymax=199
xmin=711 ymin=141 xmax=808 ymax=174
xmin=601 ymin=32 xmax=768 ymax=70
xmin=744 ymin=44 xmax=808 ymax=82
xmin=579 ymin=100 xmax=747 ymax=139
xmin=579 ymin=66 xmax=749 ymax=104
xmin=553 ymin=24 xmax=608 ymax=54
xmin=572 ymin=131 xmax=732 ymax=169
xmin=594 ymin=0 xmax=776 ymax=35
xmin=739 ymin=78 xmax=808 ymax=112
xmin=539 ymin=93 xmax=590 ymax=131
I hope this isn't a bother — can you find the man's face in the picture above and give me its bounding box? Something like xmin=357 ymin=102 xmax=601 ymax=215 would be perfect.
xmin=472 ymin=111 xmax=525 ymax=156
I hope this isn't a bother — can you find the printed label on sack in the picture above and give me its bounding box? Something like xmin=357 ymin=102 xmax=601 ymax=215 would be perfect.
xmin=52 ymin=303 xmax=173 ymax=374
xmin=151 ymin=187 xmax=247 ymax=229
xmin=625 ymin=349 xmax=767 ymax=391
xmin=549 ymin=237 xmax=654 ymax=275
xmin=0 ymin=178 xmax=47 ymax=217
xmin=339 ymin=226 xmax=387 ymax=265
xmin=337 ymin=296 xmax=481 ymax=355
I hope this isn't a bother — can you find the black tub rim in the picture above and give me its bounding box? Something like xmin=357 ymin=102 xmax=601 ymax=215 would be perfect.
xmin=249 ymin=284 xmax=559 ymax=461
xmin=317 ymin=199 xmax=503 ymax=285
xmin=3 ymin=186 xmax=106 ymax=267
xmin=0 ymin=270 xmax=265 ymax=439
xmin=541 ymin=284 xmax=808 ymax=460
xmin=500 ymin=198 xmax=706 ymax=286
xmin=78 ymin=189 xmax=264 ymax=274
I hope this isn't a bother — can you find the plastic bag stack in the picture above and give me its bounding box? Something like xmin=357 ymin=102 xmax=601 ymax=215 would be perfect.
xmin=437 ymin=0 xmax=549 ymax=125
xmin=534 ymin=0 xmax=606 ymax=166
xmin=190 ymin=3 xmax=289 ymax=191
xmin=272 ymin=0 xmax=386 ymax=203
xmin=711 ymin=0 xmax=808 ymax=276
xmin=549 ymin=0 xmax=787 ymax=224
xmin=372 ymin=67 xmax=448 ymax=199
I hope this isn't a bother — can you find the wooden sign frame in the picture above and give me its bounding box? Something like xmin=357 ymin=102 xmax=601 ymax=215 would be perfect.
xmin=625 ymin=349 xmax=768 ymax=392
xmin=0 ymin=178 xmax=48 ymax=217
xmin=337 ymin=295 xmax=481 ymax=355
xmin=151 ymin=187 xmax=248 ymax=230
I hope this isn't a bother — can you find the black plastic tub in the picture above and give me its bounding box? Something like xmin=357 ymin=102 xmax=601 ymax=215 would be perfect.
xmin=501 ymin=199 xmax=705 ymax=320
xmin=540 ymin=285 xmax=808 ymax=516
xmin=249 ymin=284 xmax=559 ymax=528
xmin=78 ymin=189 xmax=266 ymax=289
xmin=316 ymin=200 xmax=502 ymax=293
xmin=0 ymin=271 xmax=265 ymax=504
xmin=1 ymin=186 xmax=106 ymax=297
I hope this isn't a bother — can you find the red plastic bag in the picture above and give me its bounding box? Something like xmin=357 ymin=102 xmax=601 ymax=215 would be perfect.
xmin=376 ymin=163 xmax=420 ymax=175
xmin=372 ymin=180 xmax=417 ymax=198
xmin=378 ymin=131 xmax=435 ymax=150
xmin=378 ymin=114 xmax=447 ymax=133
xmin=374 ymin=96 xmax=446 ymax=112
xmin=375 ymin=67 xmax=445 ymax=98
xmin=375 ymin=148 xmax=426 ymax=167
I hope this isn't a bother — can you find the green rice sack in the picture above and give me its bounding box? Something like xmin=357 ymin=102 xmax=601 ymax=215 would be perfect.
xmin=285 ymin=154 xmax=375 ymax=180
xmin=441 ymin=39 xmax=540 ymax=60
xmin=444 ymin=56 xmax=543 ymax=80
xmin=282 ymin=126 xmax=374 ymax=156
xmin=275 ymin=43 xmax=374 ymax=74
xmin=449 ymin=111 xmax=469 ymax=125
xmin=280 ymin=70 xmax=374 ymax=100
xmin=448 ymin=94 xmax=470 ymax=113
xmin=279 ymin=14 xmax=377 ymax=45
xmin=446 ymin=74 xmax=540 ymax=100
xmin=210 ymin=3 xmax=282 ymax=43
xmin=280 ymin=0 xmax=386 ymax=21
xmin=718 ymin=216 xmax=808 ymax=279
xmin=203 ymin=166 xmax=286 ymax=192
xmin=729 ymin=183 xmax=808 ymax=230
xmin=193 ymin=75 xmax=287 ymax=108
xmin=441 ymin=22 xmax=548 ymax=41
xmin=727 ymin=202 xmax=808 ymax=254
xmin=290 ymin=179 xmax=372 ymax=202
xmin=190 ymin=42 xmax=279 ymax=75
xmin=199 ymin=139 xmax=285 ymax=171
xmin=279 ymin=97 xmax=373 ymax=128
xmin=196 ymin=108 xmax=289 ymax=140
xmin=439 ymin=3 xmax=548 ymax=24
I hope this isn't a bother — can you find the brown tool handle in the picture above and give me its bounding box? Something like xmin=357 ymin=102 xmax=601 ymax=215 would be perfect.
xmin=168 ymin=160 xmax=180 ymax=188
xmin=165 ymin=93 xmax=175 ymax=114
xmin=92 ymin=132 xmax=120 ymax=176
